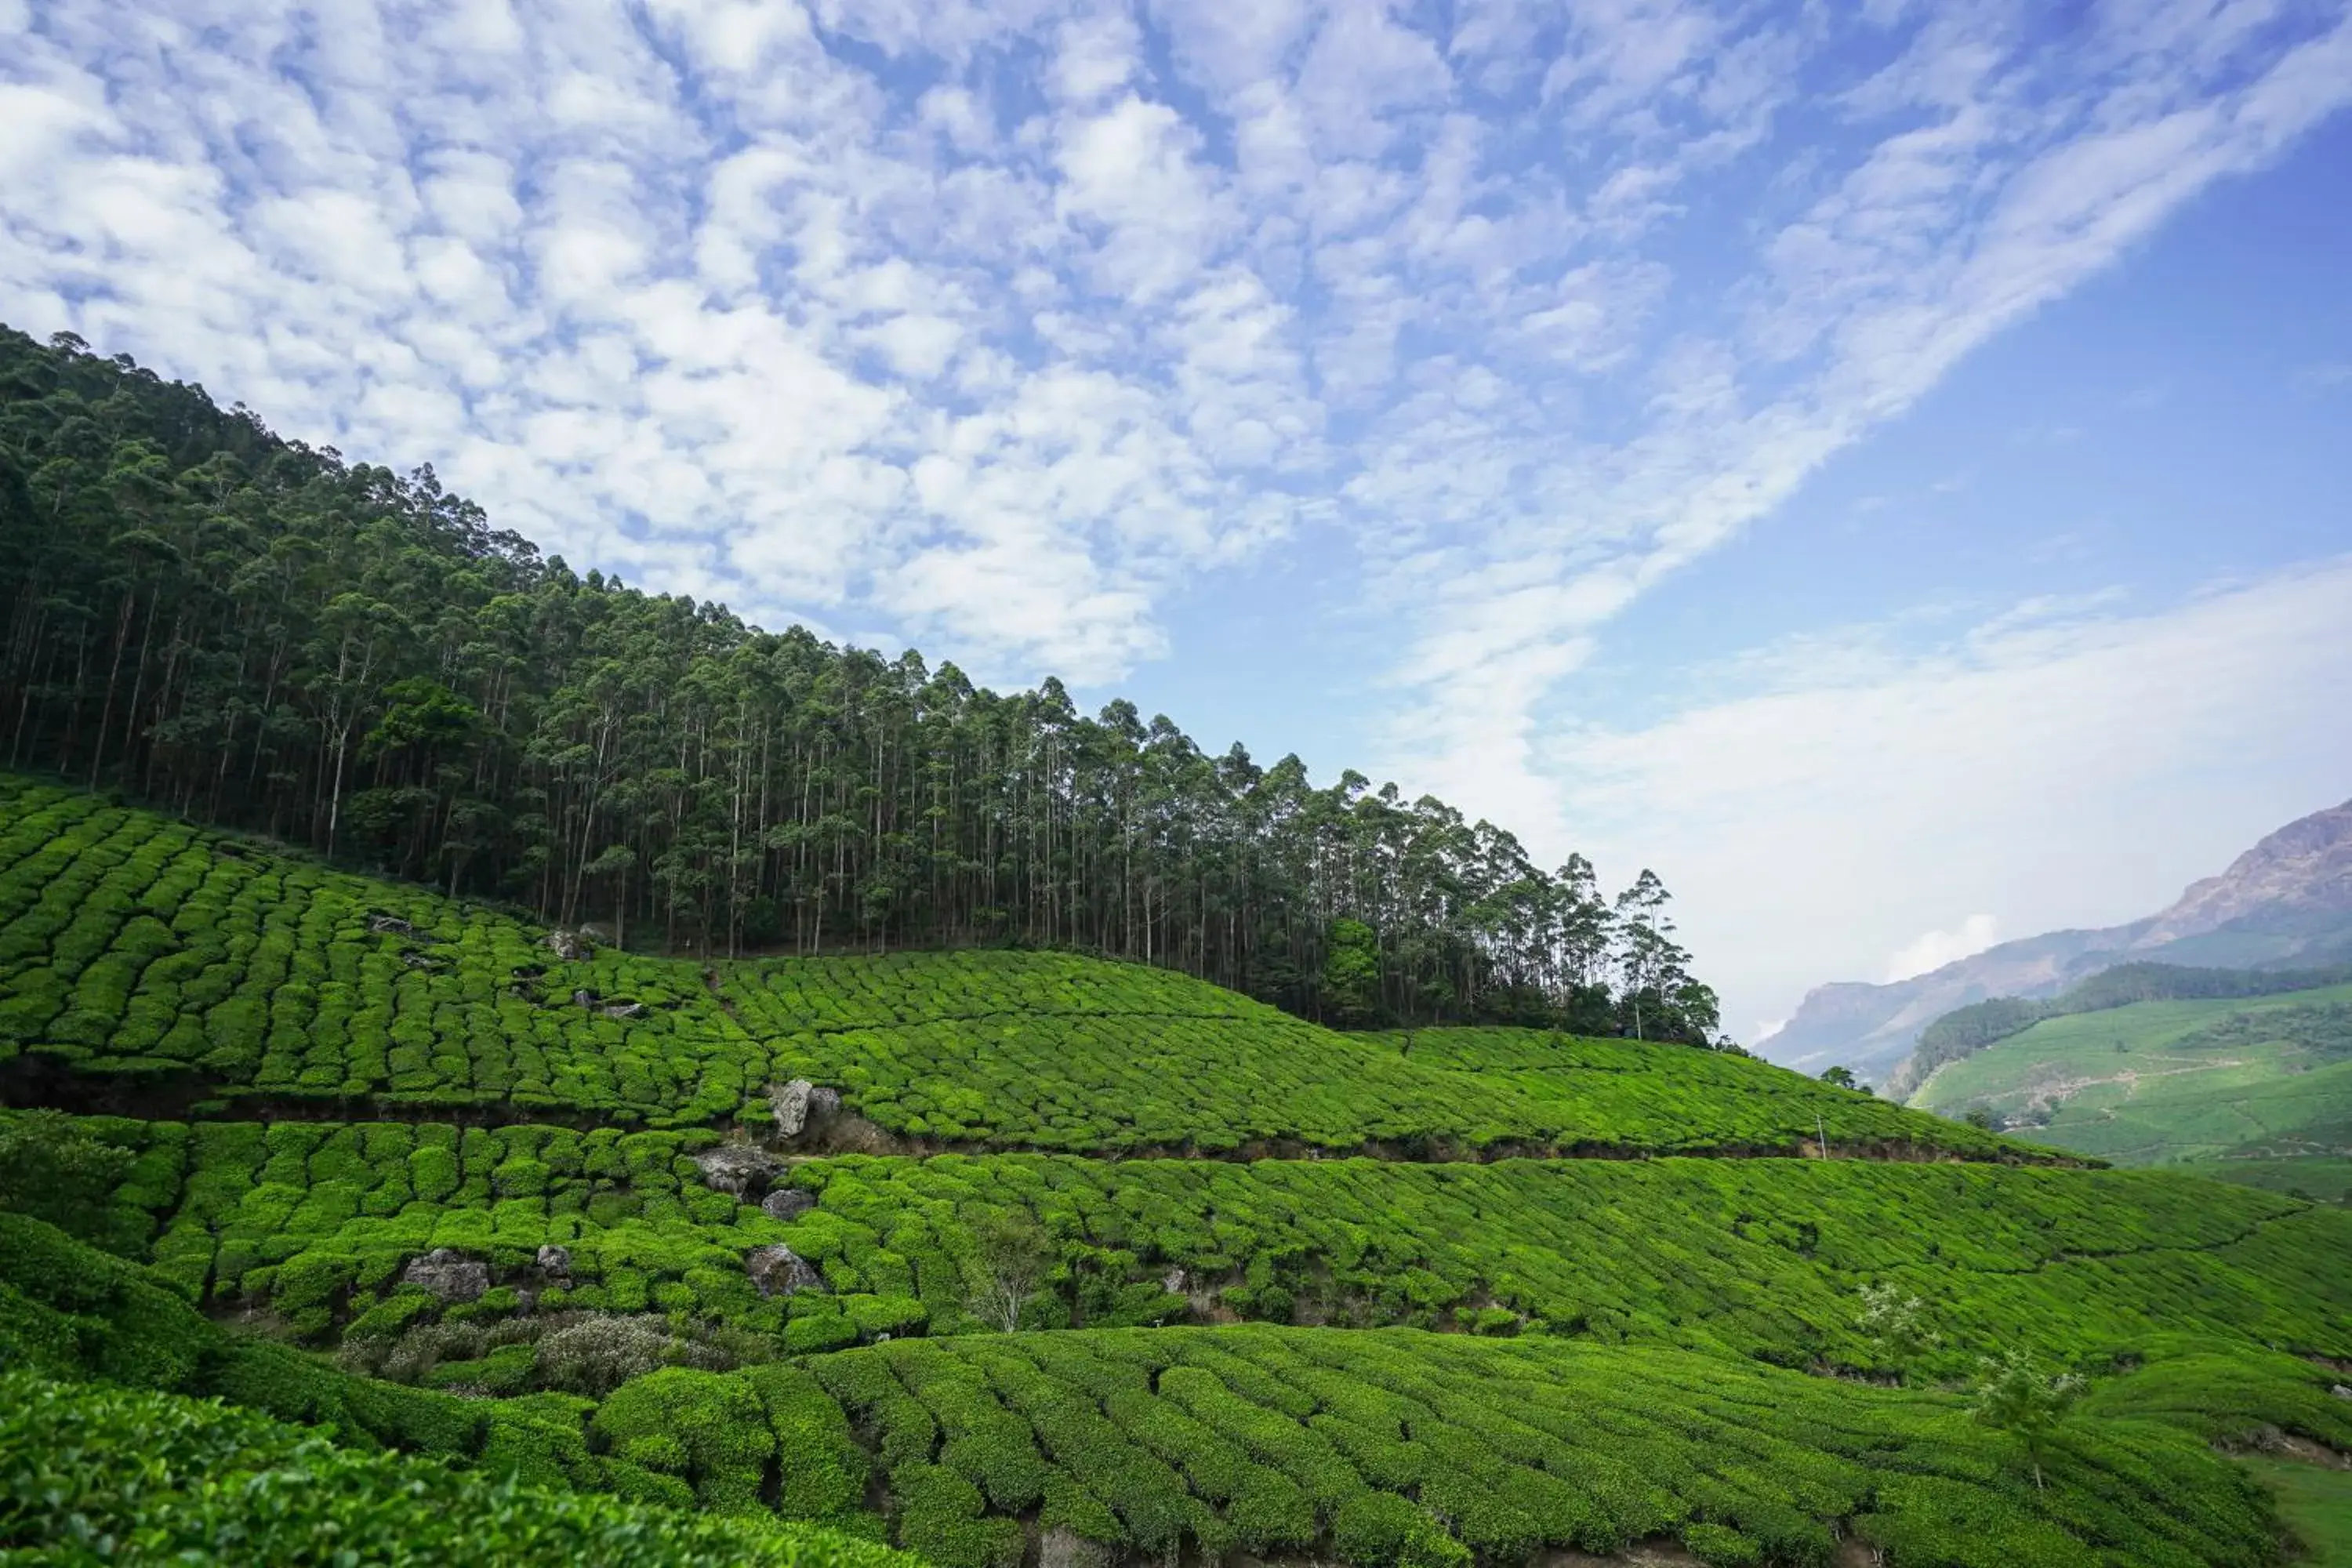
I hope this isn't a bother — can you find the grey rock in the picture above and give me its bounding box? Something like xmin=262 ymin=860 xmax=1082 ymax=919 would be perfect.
xmin=808 ymin=1085 xmax=842 ymax=1119
xmin=601 ymin=1000 xmax=648 ymax=1019
xmin=2332 ymin=1384 xmax=2351 ymax=1401
xmin=368 ymin=913 xmax=420 ymax=937
xmin=762 ymin=1188 xmax=816 ymax=1221
xmin=746 ymin=1242 xmax=826 ymax=1298
xmin=1160 ymin=1266 xmax=1186 ymax=1295
xmin=543 ymin=928 xmax=592 ymax=962
xmin=695 ymin=1143 xmax=782 ymax=1197
xmin=769 ymin=1079 xmax=815 ymax=1138
xmin=401 ymin=1247 xmax=489 ymax=1302
xmin=535 ymin=1243 xmax=572 ymax=1276
xmin=1037 ymin=1528 xmax=1113 ymax=1568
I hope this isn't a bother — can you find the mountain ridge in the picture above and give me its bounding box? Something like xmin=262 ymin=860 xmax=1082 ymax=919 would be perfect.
xmin=1757 ymin=795 xmax=2352 ymax=1085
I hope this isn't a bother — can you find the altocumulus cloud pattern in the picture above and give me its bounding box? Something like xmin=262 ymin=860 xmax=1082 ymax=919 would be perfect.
xmin=3 ymin=0 xmax=2348 ymax=786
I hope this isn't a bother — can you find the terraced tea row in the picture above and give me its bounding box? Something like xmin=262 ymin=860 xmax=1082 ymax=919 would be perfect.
xmin=806 ymin=1325 xmax=2304 ymax=1568
xmin=60 ymin=1112 xmax=2350 ymax=1382
xmin=0 ymin=780 xmax=2024 ymax=1160
xmin=0 ymin=779 xmax=753 ymax=1123
xmin=9 ymin=1201 xmax=2333 ymax=1568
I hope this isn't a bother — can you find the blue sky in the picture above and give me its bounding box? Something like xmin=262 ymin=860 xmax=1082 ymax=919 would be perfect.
xmin=3 ymin=0 xmax=2349 ymax=1044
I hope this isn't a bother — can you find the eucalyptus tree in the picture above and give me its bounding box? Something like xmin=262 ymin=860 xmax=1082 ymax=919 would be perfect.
xmin=0 ymin=325 xmax=1730 ymax=1037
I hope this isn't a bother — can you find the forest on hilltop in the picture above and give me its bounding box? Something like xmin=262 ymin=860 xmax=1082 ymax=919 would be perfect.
xmin=0 ymin=326 xmax=1717 ymax=1042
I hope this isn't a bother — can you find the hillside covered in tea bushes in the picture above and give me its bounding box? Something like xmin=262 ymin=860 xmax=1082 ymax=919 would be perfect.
xmin=5 ymin=1190 xmax=2346 ymax=1568
xmin=45 ymin=1110 xmax=2352 ymax=1374
xmin=0 ymin=779 xmax=2015 ymax=1160
xmin=2 ymin=801 xmax=2349 ymax=1566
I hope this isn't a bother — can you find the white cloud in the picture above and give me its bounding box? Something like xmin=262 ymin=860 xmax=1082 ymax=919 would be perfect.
xmin=1882 ymin=914 xmax=2001 ymax=984
xmin=1546 ymin=557 xmax=2352 ymax=1041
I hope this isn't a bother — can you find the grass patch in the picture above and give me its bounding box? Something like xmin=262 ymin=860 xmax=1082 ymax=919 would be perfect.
xmin=2241 ymin=1456 xmax=2352 ymax=1567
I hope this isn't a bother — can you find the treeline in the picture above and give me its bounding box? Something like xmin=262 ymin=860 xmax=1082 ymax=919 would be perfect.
xmin=0 ymin=326 xmax=1721 ymax=1040
xmin=1893 ymin=960 xmax=2352 ymax=1094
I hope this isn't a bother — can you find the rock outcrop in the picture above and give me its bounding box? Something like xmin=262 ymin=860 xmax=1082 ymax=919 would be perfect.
xmin=694 ymin=1144 xmax=782 ymax=1197
xmin=762 ymin=1188 xmax=816 ymax=1221
xmin=542 ymin=928 xmax=593 ymax=962
xmin=746 ymin=1242 xmax=825 ymax=1298
xmin=768 ymin=1079 xmax=814 ymax=1137
xmin=401 ymin=1247 xmax=489 ymax=1302
xmin=1038 ymin=1529 xmax=1113 ymax=1568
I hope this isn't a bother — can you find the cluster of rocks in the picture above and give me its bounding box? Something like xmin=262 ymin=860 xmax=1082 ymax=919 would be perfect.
xmin=564 ymin=986 xmax=645 ymax=1018
xmin=691 ymin=1140 xmax=821 ymax=1221
xmin=692 ymin=1143 xmax=782 ymax=1198
xmin=399 ymin=1248 xmax=490 ymax=1303
xmin=398 ymin=1244 xmax=577 ymax=1305
xmin=394 ymin=1076 xmax=848 ymax=1315
xmin=367 ymin=913 xmax=441 ymax=942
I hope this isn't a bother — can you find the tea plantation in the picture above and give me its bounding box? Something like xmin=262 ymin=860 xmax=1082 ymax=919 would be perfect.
xmin=0 ymin=779 xmax=2022 ymax=1159
xmin=7 ymin=1199 xmax=2345 ymax=1568
xmin=49 ymin=1111 xmax=2352 ymax=1379
xmin=6 ymin=776 xmax=2352 ymax=1566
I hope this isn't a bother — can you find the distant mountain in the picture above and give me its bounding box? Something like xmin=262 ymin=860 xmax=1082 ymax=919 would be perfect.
xmin=1756 ymin=797 xmax=2352 ymax=1087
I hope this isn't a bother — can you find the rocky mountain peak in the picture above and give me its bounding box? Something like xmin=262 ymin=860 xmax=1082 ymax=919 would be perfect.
xmin=2133 ymin=797 xmax=2352 ymax=948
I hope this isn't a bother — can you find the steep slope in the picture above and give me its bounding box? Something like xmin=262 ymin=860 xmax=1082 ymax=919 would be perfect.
xmin=0 ymin=778 xmax=2027 ymax=1162
xmin=0 ymin=324 xmax=1718 ymax=1046
xmin=1762 ymin=795 xmax=2352 ymax=1083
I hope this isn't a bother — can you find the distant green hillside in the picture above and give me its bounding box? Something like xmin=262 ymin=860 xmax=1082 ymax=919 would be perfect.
xmin=1911 ymin=984 xmax=2352 ymax=1170
xmin=0 ymin=779 xmax=2025 ymax=1161
xmin=1899 ymin=960 xmax=2352 ymax=1097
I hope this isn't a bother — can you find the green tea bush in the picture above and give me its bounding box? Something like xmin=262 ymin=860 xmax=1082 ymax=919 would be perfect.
xmin=0 ymin=1371 xmax=916 ymax=1568
xmin=593 ymin=1367 xmax=775 ymax=1513
xmin=0 ymin=1108 xmax=136 ymax=1246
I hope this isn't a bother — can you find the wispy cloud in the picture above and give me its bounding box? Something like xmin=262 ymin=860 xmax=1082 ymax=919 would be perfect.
xmin=1883 ymin=914 xmax=2001 ymax=985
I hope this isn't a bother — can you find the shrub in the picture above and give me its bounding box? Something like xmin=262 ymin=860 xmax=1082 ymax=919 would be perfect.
xmin=0 ymin=1110 xmax=135 ymax=1243
xmin=0 ymin=1370 xmax=919 ymax=1568
xmin=535 ymin=1315 xmax=674 ymax=1399
xmin=1682 ymin=1523 xmax=1763 ymax=1567
xmin=592 ymin=1367 xmax=775 ymax=1513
